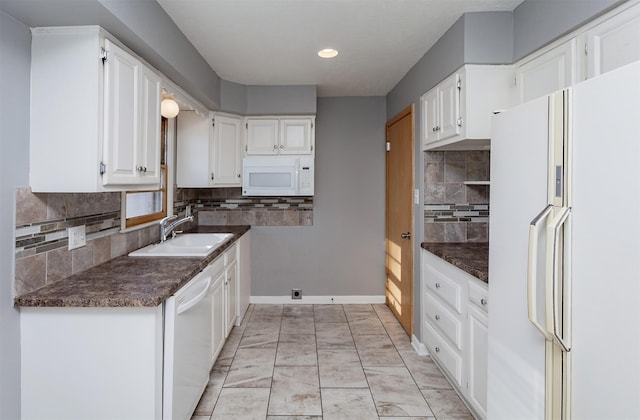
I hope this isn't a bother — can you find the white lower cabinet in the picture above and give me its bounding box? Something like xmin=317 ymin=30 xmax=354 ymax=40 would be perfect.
xmin=21 ymin=306 xmax=164 ymax=420
xmin=210 ymin=257 xmax=227 ymax=363
xmin=237 ymin=230 xmax=252 ymax=325
xmin=225 ymin=245 xmax=238 ymax=337
xmin=422 ymin=249 xmax=488 ymax=419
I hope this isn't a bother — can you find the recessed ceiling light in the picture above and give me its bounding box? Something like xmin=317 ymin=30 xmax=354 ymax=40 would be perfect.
xmin=318 ymin=48 xmax=339 ymax=58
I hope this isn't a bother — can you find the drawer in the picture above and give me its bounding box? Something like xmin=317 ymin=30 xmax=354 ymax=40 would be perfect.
xmin=224 ymin=243 xmax=238 ymax=265
xmin=424 ymin=262 xmax=463 ymax=313
xmin=469 ymin=279 xmax=489 ymax=313
xmin=423 ymin=320 xmax=463 ymax=388
xmin=424 ymin=292 xmax=463 ymax=349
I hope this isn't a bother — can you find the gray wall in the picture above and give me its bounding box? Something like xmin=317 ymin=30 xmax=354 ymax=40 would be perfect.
xmin=246 ymin=85 xmax=318 ymax=115
xmin=0 ymin=10 xmax=30 ymax=419
xmin=251 ymin=97 xmax=386 ymax=297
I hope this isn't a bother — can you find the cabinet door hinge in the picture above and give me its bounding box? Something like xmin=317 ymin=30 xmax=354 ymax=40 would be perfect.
xmin=100 ymin=47 xmax=107 ymax=64
xmin=245 ymin=145 xmax=248 ymax=152
xmin=584 ymin=42 xmax=588 ymax=56
xmin=457 ymin=117 xmax=463 ymax=127
xmin=212 ymin=118 xmax=215 ymax=127
xmin=99 ymin=161 xmax=106 ymax=175
xmin=245 ymin=122 xmax=248 ymax=129
xmin=311 ymin=144 xmax=313 ymax=152
xmin=211 ymin=172 xmax=215 ymax=181
xmin=311 ymin=122 xmax=314 ymax=129
xmin=457 ymin=78 xmax=462 ymax=90
xmin=386 ymin=141 xmax=391 ymax=152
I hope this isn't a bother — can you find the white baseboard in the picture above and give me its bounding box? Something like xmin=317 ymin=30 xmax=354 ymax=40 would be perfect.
xmin=412 ymin=334 xmax=429 ymax=356
xmin=250 ymin=295 xmax=386 ymax=305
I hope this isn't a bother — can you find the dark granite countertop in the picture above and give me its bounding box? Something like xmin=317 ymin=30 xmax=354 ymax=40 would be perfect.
xmin=15 ymin=225 xmax=250 ymax=308
xmin=421 ymin=242 xmax=488 ymax=283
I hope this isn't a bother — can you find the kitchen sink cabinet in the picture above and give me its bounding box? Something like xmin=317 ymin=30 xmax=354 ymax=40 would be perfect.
xmin=30 ymin=26 xmax=161 ymax=192
xmin=20 ymin=231 xmax=250 ymax=419
xmin=245 ymin=116 xmax=315 ymax=155
xmin=421 ymin=65 xmax=513 ymax=151
xmin=421 ymin=249 xmax=489 ymax=420
xmin=176 ymin=111 xmax=243 ymax=187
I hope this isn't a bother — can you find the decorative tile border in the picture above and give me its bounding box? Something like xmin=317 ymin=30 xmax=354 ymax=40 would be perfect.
xmin=175 ymin=187 xmax=314 ymax=227
xmin=424 ymin=204 xmax=489 ymax=223
xmin=15 ymin=212 xmax=121 ymax=259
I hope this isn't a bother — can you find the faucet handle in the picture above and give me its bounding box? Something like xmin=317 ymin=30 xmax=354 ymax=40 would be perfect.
xmin=160 ymin=215 xmax=178 ymax=225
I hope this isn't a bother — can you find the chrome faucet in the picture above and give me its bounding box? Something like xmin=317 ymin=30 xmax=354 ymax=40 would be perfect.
xmin=159 ymin=215 xmax=194 ymax=242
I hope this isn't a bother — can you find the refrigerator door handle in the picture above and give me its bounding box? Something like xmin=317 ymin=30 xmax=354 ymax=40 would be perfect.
xmin=527 ymin=204 xmax=554 ymax=339
xmin=550 ymin=206 xmax=572 ymax=353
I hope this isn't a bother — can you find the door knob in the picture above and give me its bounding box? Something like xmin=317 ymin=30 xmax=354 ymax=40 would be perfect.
xmin=400 ymin=232 xmax=411 ymax=239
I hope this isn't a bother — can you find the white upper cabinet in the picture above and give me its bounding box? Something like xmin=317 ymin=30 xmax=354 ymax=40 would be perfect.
xmin=212 ymin=115 xmax=243 ymax=186
xmin=30 ymin=27 xmax=161 ymax=192
xmin=514 ymin=39 xmax=577 ymax=104
xmin=246 ymin=119 xmax=279 ymax=155
xmin=246 ymin=116 xmax=314 ymax=155
xmin=585 ymin=2 xmax=640 ymax=79
xmin=279 ymin=118 xmax=314 ymax=154
xmin=102 ymin=40 xmax=161 ymax=186
xmin=176 ymin=111 xmax=243 ymax=188
xmin=176 ymin=111 xmax=211 ymax=187
xmin=514 ymin=0 xmax=640 ymax=99
xmin=422 ymin=65 xmax=513 ymax=151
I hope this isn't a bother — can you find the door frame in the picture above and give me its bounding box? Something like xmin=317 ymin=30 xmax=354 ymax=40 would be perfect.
xmin=385 ymin=104 xmax=415 ymax=334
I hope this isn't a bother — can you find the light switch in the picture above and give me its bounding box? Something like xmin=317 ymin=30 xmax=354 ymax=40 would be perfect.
xmin=68 ymin=225 xmax=86 ymax=250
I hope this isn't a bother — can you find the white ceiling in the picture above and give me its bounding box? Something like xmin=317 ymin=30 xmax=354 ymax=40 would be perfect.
xmin=157 ymin=0 xmax=524 ymax=97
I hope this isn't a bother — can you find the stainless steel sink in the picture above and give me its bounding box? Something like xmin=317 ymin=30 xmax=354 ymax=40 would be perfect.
xmin=128 ymin=233 xmax=233 ymax=257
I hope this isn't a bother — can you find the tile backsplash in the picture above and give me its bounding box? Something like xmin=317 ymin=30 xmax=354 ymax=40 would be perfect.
xmin=175 ymin=187 xmax=313 ymax=227
xmin=15 ymin=185 xmax=314 ymax=296
xmin=424 ymin=151 xmax=490 ymax=243
xmin=14 ymin=187 xmax=159 ymax=296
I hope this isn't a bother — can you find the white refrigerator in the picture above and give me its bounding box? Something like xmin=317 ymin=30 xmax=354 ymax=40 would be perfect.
xmin=487 ymin=61 xmax=640 ymax=419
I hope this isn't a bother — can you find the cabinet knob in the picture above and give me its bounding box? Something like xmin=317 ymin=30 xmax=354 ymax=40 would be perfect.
xmin=434 ymin=346 xmax=440 ymax=353
xmin=435 ymin=282 xmax=441 ymax=288
xmin=280 ymin=144 xmax=284 ymax=149
xmin=273 ymin=144 xmax=278 ymax=150
xmin=432 ymin=127 xmax=436 ymax=132
xmin=237 ymin=174 xmax=241 ymax=178
xmin=143 ymin=166 xmax=147 ymax=173
xmin=481 ymin=298 xmax=487 ymax=305
xmin=435 ymin=314 xmax=440 ymax=320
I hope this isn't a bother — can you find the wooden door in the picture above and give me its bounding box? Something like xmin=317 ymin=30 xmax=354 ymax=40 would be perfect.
xmin=386 ymin=105 xmax=414 ymax=334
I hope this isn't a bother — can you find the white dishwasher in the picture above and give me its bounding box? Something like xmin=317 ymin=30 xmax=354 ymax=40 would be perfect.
xmin=163 ymin=264 xmax=214 ymax=420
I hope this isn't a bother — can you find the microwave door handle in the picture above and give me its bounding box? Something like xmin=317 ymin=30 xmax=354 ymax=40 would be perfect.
xmin=294 ymin=168 xmax=300 ymax=194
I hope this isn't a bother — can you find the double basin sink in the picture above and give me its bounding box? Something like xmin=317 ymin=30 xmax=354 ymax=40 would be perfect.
xmin=128 ymin=233 xmax=233 ymax=258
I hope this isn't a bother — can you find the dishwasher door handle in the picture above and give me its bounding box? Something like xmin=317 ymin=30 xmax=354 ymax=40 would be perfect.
xmin=176 ymin=276 xmax=212 ymax=315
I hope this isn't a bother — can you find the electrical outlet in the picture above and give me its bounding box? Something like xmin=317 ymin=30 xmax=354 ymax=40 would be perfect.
xmin=291 ymin=289 xmax=302 ymax=300
xmin=68 ymin=225 xmax=86 ymax=250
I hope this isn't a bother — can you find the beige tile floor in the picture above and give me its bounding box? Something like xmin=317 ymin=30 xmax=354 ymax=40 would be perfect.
xmin=191 ymin=304 xmax=473 ymax=420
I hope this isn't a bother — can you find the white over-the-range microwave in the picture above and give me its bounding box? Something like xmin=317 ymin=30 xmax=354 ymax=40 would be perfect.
xmin=242 ymin=155 xmax=314 ymax=196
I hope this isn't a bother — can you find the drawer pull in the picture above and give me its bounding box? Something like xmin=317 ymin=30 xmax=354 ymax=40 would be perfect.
xmin=480 ymin=298 xmax=487 ymax=305
xmin=435 ymin=282 xmax=441 ymax=288
xmin=434 ymin=346 xmax=440 ymax=353
xmin=435 ymin=314 xmax=440 ymax=320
